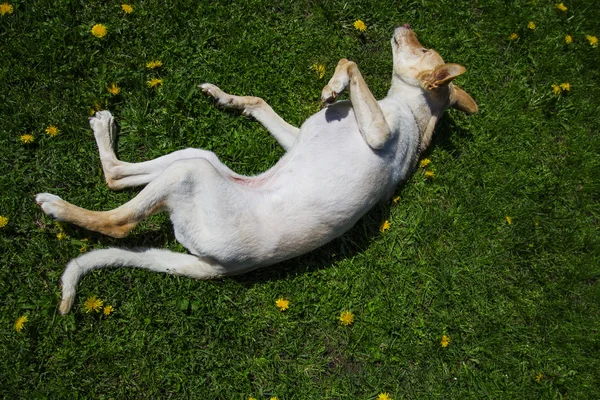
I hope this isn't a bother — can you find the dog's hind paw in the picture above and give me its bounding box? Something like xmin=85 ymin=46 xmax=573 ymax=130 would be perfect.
xmin=89 ymin=110 xmax=113 ymax=127
xmin=89 ymin=110 xmax=117 ymax=149
xmin=89 ymin=110 xmax=114 ymax=132
xmin=35 ymin=193 xmax=65 ymax=220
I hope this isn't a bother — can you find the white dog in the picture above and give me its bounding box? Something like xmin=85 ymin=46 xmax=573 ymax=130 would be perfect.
xmin=35 ymin=25 xmax=477 ymax=314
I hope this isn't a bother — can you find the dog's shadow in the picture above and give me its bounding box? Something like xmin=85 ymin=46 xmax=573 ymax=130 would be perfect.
xmin=430 ymin=112 xmax=473 ymax=156
xmin=89 ymin=113 xmax=469 ymax=287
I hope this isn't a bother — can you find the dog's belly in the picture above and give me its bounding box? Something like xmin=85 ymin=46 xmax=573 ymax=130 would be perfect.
xmin=228 ymin=175 xmax=267 ymax=187
xmin=173 ymin=124 xmax=391 ymax=269
xmin=172 ymin=162 xmax=386 ymax=270
xmin=171 ymin=102 xmax=417 ymax=271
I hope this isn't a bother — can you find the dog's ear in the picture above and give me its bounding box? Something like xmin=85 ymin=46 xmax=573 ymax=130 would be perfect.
xmin=418 ymin=63 xmax=466 ymax=90
xmin=451 ymin=85 xmax=478 ymax=114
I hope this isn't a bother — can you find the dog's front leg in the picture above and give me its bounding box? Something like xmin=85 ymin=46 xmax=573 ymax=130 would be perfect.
xmin=322 ymin=59 xmax=392 ymax=149
xmin=200 ymin=83 xmax=299 ymax=151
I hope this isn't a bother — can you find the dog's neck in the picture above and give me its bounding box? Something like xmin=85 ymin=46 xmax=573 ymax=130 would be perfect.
xmin=387 ymin=79 xmax=450 ymax=151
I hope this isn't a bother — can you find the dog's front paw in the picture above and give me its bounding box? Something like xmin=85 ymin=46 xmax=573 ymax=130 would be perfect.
xmin=321 ymin=85 xmax=338 ymax=106
xmin=199 ymin=83 xmax=248 ymax=112
xmin=199 ymin=83 xmax=220 ymax=96
xmin=35 ymin=193 xmax=65 ymax=220
xmin=199 ymin=83 xmax=214 ymax=95
xmin=199 ymin=83 xmax=230 ymax=105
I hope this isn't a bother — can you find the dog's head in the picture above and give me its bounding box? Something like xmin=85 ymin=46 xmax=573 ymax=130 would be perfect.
xmin=391 ymin=25 xmax=478 ymax=114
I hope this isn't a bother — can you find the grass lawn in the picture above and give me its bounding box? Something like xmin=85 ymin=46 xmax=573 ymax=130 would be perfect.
xmin=1 ymin=0 xmax=599 ymax=398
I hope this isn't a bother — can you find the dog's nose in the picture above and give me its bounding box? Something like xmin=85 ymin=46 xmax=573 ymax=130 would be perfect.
xmin=402 ymin=23 xmax=412 ymax=30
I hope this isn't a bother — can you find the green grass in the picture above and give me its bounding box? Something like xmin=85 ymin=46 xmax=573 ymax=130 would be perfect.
xmin=1 ymin=0 xmax=599 ymax=398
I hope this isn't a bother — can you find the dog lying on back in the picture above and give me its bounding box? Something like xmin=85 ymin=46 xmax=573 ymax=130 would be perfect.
xmin=35 ymin=25 xmax=477 ymax=314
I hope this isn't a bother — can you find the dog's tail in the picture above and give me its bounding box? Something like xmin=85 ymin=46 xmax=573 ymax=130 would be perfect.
xmin=59 ymin=248 xmax=227 ymax=314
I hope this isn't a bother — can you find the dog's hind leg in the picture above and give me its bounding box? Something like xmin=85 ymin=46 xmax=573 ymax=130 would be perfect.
xmin=59 ymin=248 xmax=227 ymax=314
xmin=36 ymin=158 xmax=220 ymax=238
xmin=98 ymin=147 xmax=239 ymax=190
xmin=90 ymin=110 xmax=124 ymax=188
xmin=35 ymin=188 xmax=161 ymax=238
xmin=199 ymin=83 xmax=299 ymax=151
xmin=90 ymin=111 xmax=239 ymax=190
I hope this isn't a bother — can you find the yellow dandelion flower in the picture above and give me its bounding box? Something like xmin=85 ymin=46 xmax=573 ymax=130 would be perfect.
xmin=380 ymin=220 xmax=391 ymax=232
xmin=269 ymin=397 xmax=279 ymax=400
xmin=0 ymin=215 xmax=8 ymax=228
xmin=0 ymin=2 xmax=13 ymax=15
xmin=275 ymin=298 xmax=290 ymax=311
xmin=551 ymin=84 xmax=561 ymax=95
xmin=312 ymin=63 xmax=326 ymax=80
xmin=107 ymin=83 xmax=120 ymax=95
xmin=146 ymin=60 xmax=163 ymax=69
xmin=509 ymin=33 xmax=519 ymax=41
xmin=535 ymin=372 xmax=543 ymax=382
xmin=91 ymin=24 xmax=107 ymax=38
xmin=248 ymin=398 xmax=257 ymax=400
xmin=506 ymin=216 xmax=512 ymax=225
xmin=121 ymin=4 xmax=133 ymax=14
xmin=441 ymin=334 xmax=450 ymax=348
xmin=147 ymin=78 xmax=163 ymax=88
xmin=83 ymin=296 xmax=103 ymax=313
xmin=528 ymin=21 xmax=536 ymax=30
xmin=45 ymin=125 xmax=59 ymax=137
xmin=103 ymin=305 xmax=115 ymax=316
xmin=424 ymin=170 xmax=435 ymax=179
xmin=420 ymin=158 xmax=431 ymax=168
xmin=560 ymin=82 xmax=571 ymax=91
xmin=56 ymin=232 xmax=67 ymax=240
xmin=392 ymin=196 xmax=400 ymax=204
xmin=555 ymin=3 xmax=567 ymax=12
xmin=353 ymin=19 xmax=367 ymax=32
xmin=20 ymin=134 xmax=34 ymax=144
xmin=565 ymin=34 xmax=573 ymax=44
xmin=586 ymin=35 xmax=598 ymax=47
xmin=14 ymin=315 xmax=28 ymax=332
xmin=378 ymin=393 xmax=392 ymax=400
xmin=339 ymin=310 xmax=355 ymax=326
xmin=79 ymin=246 xmax=87 ymax=253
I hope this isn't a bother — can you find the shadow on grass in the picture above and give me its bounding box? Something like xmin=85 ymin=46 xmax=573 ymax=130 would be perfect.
xmin=81 ymin=113 xmax=471 ymax=287
xmin=422 ymin=112 xmax=474 ymax=158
